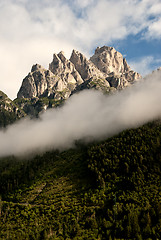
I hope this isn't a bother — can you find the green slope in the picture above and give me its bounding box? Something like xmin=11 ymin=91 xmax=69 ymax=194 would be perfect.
xmin=0 ymin=122 xmax=161 ymax=239
xmin=14 ymin=97 xmax=64 ymax=118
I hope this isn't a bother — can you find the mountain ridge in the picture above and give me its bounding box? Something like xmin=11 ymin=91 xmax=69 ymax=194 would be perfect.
xmin=0 ymin=48 xmax=161 ymax=239
xmin=1 ymin=47 xmax=161 ymax=123
xmin=17 ymin=46 xmax=142 ymax=100
xmin=14 ymin=46 xmax=142 ymax=117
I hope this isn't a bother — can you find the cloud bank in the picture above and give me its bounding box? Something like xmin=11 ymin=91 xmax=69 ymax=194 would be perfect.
xmin=1 ymin=0 xmax=161 ymax=99
xmin=0 ymin=70 xmax=161 ymax=157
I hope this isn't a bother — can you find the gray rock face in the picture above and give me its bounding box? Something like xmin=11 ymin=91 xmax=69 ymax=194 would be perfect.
xmin=18 ymin=52 xmax=85 ymax=100
xmin=90 ymin=46 xmax=127 ymax=74
xmin=17 ymin=64 xmax=60 ymax=98
xmin=48 ymin=51 xmax=84 ymax=99
xmin=49 ymin=51 xmax=83 ymax=86
xmin=90 ymin=46 xmax=141 ymax=89
xmin=70 ymin=50 xmax=106 ymax=81
xmin=17 ymin=46 xmax=142 ymax=102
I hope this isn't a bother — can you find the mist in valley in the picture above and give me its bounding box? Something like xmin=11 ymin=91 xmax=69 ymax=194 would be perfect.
xmin=0 ymin=70 xmax=161 ymax=157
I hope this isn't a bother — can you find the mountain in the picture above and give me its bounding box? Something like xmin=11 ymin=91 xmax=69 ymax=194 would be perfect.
xmin=16 ymin=46 xmax=141 ymax=116
xmin=90 ymin=46 xmax=141 ymax=88
xmin=0 ymin=48 xmax=161 ymax=239
xmin=0 ymin=91 xmax=26 ymax=128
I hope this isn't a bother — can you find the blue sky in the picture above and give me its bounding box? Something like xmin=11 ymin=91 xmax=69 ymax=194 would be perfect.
xmin=0 ymin=0 xmax=161 ymax=99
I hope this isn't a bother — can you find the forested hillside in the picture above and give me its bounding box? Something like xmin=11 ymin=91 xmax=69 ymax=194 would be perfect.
xmin=0 ymin=121 xmax=160 ymax=239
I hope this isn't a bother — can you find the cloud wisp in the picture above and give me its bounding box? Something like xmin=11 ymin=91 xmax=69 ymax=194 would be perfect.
xmin=0 ymin=70 xmax=161 ymax=157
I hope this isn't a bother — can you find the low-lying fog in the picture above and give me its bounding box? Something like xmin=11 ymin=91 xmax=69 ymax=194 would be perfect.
xmin=0 ymin=70 xmax=161 ymax=157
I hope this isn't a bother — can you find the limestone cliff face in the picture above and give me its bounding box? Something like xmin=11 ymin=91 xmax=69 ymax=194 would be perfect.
xmin=70 ymin=50 xmax=106 ymax=81
xmin=48 ymin=51 xmax=84 ymax=99
xmin=17 ymin=46 xmax=142 ymax=103
xmin=17 ymin=64 xmax=60 ymax=99
xmin=18 ymin=52 xmax=84 ymax=100
xmin=90 ymin=46 xmax=141 ymax=89
xmin=49 ymin=51 xmax=83 ymax=86
xmin=90 ymin=46 xmax=130 ymax=74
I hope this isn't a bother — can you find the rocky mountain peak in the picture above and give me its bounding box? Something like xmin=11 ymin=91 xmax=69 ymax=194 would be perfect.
xmin=31 ymin=64 xmax=44 ymax=72
xmin=95 ymin=46 xmax=114 ymax=54
xmin=70 ymin=50 xmax=86 ymax=65
xmin=70 ymin=49 xmax=105 ymax=80
xmin=49 ymin=51 xmax=83 ymax=86
xmin=49 ymin=53 xmax=64 ymax=75
xmin=90 ymin=46 xmax=130 ymax=74
xmin=49 ymin=51 xmax=74 ymax=73
xmin=90 ymin=46 xmax=141 ymax=89
xmin=57 ymin=51 xmax=68 ymax=63
xmin=17 ymin=46 xmax=142 ymax=107
xmin=17 ymin=64 xmax=60 ymax=99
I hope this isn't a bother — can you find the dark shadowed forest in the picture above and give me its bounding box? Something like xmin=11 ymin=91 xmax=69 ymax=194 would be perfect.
xmin=0 ymin=121 xmax=160 ymax=239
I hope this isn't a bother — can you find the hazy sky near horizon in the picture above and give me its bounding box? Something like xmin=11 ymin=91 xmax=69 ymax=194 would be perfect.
xmin=0 ymin=0 xmax=161 ymax=99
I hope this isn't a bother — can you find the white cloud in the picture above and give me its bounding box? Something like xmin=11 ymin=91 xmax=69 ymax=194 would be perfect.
xmin=0 ymin=1 xmax=79 ymax=99
xmin=0 ymin=70 xmax=161 ymax=157
xmin=143 ymin=0 xmax=161 ymax=39
xmin=149 ymin=2 xmax=161 ymax=14
xmin=146 ymin=18 xmax=161 ymax=39
xmin=72 ymin=0 xmax=95 ymax=9
xmin=0 ymin=0 xmax=161 ymax=99
xmin=129 ymin=56 xmax=161 ymax=76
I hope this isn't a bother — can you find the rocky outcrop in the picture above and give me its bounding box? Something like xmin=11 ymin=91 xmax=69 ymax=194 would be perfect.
xmin=49 ymin=51 xmax=83 ymax=86
xmin=48 ymin=51 xmax=84 ymax=99
xmin=17 ymin=46 xmax=142 ymax=105
xmin=70 ymin=50 xmax=106 ymax=81
xmin=73 ymin=77 xmax=114 ymax=94
xmin=18 ymin=52 xmax=85 ymax=101
xmin=90 ymin=46 xmax=129 ymax=74
xmin=17 ymin=64 xmax=60 ymax=98
xmin=90 ymin=46 xmax=141 ymax=89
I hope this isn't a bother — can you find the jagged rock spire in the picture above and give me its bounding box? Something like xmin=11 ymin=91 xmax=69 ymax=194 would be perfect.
xmin=90 ymin=46 xmax=141 ymax=88
xmin=49 ymin=51 xmax=83 ymax=86
xmin=17 ymin=46 xmax=142 ymax=100
xmin=70 ymin=49 xmax=106 ymax=80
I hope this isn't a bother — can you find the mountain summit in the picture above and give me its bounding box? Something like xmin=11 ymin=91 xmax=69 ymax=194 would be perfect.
xmin=90 ymin=46 xmax=140 ymax=88
xmin=17 ymin=46 xmax=141 ymax=101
